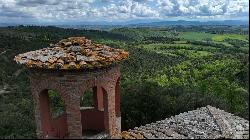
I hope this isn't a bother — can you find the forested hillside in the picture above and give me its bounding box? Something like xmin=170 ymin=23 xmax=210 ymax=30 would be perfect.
xmin=0 ymin=25 xmax=249 ymax=138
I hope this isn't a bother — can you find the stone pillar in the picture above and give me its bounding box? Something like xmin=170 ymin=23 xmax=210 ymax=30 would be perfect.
xmin=30 ymin=76 xmax=54 ymax=138
xmin=39 ymin=90 xmax=52 ymax=137
xmin=93 ymin=86 xmax=104 ymax=111
xmin=104 ymin=84 xmax=118 ymax=138
xmin=103 ymin=72 xmax=120 ymax=138
xmin=115 ymin=78 xmax=121 ymax=117
xmin=64 ymin=88 xmax=82 ymax=139
xmin=115 ymin=77 xmax=121 ymax=133
xmin=30 ymin=79 xmax=44 ymax=138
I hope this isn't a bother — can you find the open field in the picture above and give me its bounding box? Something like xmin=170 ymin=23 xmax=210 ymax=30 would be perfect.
xmin=179 ymin=32 xmax=215 ymax=41
xmin=212 ymin=34 xmax=248 ymax=42
xmin=0 ymin=25 xmax=249 ymax=138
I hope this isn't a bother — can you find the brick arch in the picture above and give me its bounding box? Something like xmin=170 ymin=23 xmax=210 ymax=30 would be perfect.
xmin=35 ymin=80 xmax=66 ymax=100
xmin=79 ymin=86 xmax=106 ymax=134
xmin=98 ymin=76 xmax=117 ymax=93
xmin=30 ymin=65 xmax=121 ymax=138
xmin=38 ymin=89 xmax=68 ymax=138
xmin=78 ymin=80 xmax=94 ymax=97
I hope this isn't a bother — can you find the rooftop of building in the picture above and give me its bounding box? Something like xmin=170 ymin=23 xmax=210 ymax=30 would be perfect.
xmin=14 ymin=37 xmax=128 ymax=70
xmin=121 ymin=105 xmax=249 ymax=139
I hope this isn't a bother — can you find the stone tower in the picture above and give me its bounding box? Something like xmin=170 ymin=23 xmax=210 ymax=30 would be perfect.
xmin=14 ymin=37 xmax=129 ymax=139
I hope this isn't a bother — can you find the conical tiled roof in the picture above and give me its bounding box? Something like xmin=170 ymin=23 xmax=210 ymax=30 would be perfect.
xmin=14 ymin=37 xmax=128 ymax=70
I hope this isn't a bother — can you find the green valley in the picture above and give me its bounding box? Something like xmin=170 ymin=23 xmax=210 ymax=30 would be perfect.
xmin=0 ymin=25 xmax=249 ymax=138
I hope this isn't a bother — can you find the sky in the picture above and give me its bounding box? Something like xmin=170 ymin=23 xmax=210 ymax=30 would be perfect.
xmin=0 ymin=0 xmax=249 ymax=24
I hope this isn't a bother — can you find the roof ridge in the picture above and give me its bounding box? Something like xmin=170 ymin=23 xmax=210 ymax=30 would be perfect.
xmin=205 ymin=106 xmax=224 ymax=138
xmin=122 ymin=106 xmax=249 ymax=139
xmin=206 ymin=105 xmax=249 ymax=139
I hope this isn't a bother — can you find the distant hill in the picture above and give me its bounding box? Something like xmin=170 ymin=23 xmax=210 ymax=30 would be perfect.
xmin=0 ymin=20 xmax=248 ymax=30
xmin=131 ymin=20 xmax=249 ymax=27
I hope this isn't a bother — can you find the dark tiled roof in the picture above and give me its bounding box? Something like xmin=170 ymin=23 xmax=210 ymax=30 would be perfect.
xmin=121 ymin=106 xmax=249 ymax=139
xmin=14 ymin=37 xmax=128 ymax=70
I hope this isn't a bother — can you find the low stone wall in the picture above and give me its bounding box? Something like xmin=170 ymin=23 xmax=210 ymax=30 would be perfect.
xmin=50 ymin=113 xmax=68 ymax=138
xmin=81 ymin=107 xmax=105 ymax=132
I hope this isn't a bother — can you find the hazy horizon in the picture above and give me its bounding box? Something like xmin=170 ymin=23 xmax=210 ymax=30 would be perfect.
xmin=0 ymin=0 xmax=249 ymax=25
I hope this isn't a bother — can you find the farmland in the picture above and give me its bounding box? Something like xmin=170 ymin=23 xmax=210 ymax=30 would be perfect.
xmin=212 ymin=34 xmax=248 ymax=42
xmin=0 ymin=25 xmax=249 ymax=138
xmin=179 ymin=32 xmax=215 ymax=40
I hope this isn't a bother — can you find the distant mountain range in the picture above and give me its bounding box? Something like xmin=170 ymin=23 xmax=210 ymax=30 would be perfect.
xmin=132 ymin=20 xmax=249 ymax=26
xmin=0 ymin=20 xmax=248 ymax=28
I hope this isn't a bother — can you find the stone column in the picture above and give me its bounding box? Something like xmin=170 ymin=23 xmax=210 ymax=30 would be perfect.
xmin=39 ymin=90 xmax=52 ymax=137
xmin=104 ymin=83 xmax=118 ymax=138
xmin=64 ymin=88 xmax=82 ymax=138
xmin=30 ymin=76 xmax=48 ymax=138
xmin=93 ymin=86 xmax=104 ymax=111
xmin=30 ymin=84 xmax=43 ymax=138
xmin=115 ymin=77 xmax=121 ymax=133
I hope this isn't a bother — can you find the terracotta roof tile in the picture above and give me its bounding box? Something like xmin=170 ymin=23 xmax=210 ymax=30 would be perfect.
xmin=14 ymin=37 xmax=128 ymax=70
xmin=121 ymin=106 xmax=249 ymax=139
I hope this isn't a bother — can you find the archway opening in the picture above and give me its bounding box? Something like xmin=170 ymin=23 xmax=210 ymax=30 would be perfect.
xmin=39 ymin=89 xmax=68 ymax=138
xmin=80 ymin=87 xmax=106 ymax=138
xmin=48 ymin=90 xmax=65 ymax=118
xmin=80 ymin=88 xmax=94 ymax=108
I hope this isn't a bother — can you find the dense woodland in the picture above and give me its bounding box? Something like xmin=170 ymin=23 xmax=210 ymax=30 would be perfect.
xmin=0 ymin=25 xmax=249 ymax=138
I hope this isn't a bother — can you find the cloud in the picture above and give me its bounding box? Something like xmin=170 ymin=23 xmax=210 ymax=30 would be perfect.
xmin=0 ymin=5 xmax=33 ymax=18
xmin=93 ymin=0 xmax=159 ymax=20
xmin=16 ymin=0 xmax=60 ymax=7
xmin=0 ymin=0 xmax=248 ymax=23
xmin=133 ymin=0 xmax=149 ymax=2
xmin=100 ymin=0 xmax=113 ymax=2
xmin=156 ymin=0 xmax=249 ymax=18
